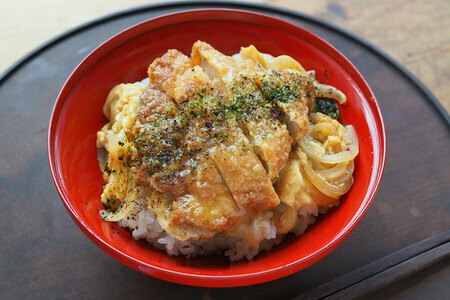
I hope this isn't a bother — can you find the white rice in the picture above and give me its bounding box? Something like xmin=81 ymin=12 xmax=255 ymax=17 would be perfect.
xmin=118 ymin=188 xmax=320 ymax=261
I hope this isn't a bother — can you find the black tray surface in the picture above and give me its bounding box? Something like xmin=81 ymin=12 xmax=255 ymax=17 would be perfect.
xmin=1 ymin=2 xmax=448 ymax=299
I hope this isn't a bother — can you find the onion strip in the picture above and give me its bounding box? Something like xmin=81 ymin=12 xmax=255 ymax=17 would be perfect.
xmin=315 ymin=83 xmax=347 ymax=104
xmin=316 ymin=161 xmax=354 ymax=181
xmin=273 ymin=204 xmax=298 ymax=234
xmin=302 ymin=176 xmax=340 ymax=207
xmin=332 ymin=169 xmax=354 ymax=186
xmin=300 ymin=125 xmax=359 ymax=164
xmin=303 ymin=160 xmax=352 ymax=197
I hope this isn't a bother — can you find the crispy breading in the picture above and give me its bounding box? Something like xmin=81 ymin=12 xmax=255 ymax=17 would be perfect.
xmin=191 ymin=41 xmax=292 ymax=181
xmin=149 ymin=50 xmax=280 ymax=213
xmin=134 ymin=88 xmax=240 ymax=241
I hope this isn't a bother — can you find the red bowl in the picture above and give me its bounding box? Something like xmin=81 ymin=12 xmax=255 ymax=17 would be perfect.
xmin=48 ymin=9 xmax=386 ymax=287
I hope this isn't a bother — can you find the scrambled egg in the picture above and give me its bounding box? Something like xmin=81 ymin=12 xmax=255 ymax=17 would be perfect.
xmin=97 ymin=84 xmax=145 ymax=221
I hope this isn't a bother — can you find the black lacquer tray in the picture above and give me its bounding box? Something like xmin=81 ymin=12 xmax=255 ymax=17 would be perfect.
xmin=1 ymin=2 xmax=448 ymax=299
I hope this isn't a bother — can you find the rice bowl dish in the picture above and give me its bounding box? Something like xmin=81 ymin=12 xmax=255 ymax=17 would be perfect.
xmin=95 ymin=41 xmax=359 ymax=261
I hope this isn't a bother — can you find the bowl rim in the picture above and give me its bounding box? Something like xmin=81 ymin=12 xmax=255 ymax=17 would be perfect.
xmin=48 ymin=8 xmax=386 ymax=287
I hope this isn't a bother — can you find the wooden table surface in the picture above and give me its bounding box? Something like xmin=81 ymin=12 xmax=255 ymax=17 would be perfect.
xmin=0 ymin=1 xmax=448 ymax=299
xmin=1 ymin=0 xmax=449 ymax=113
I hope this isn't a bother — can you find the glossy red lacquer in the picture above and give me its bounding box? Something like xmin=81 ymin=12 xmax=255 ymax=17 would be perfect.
xmin=48 ymin=9 xmax=386 ymax=287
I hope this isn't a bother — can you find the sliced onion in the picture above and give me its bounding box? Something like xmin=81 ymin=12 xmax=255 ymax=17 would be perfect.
xmin=303 ymin=158 xmax=352 ymax=198
xmin=302 ymin=175 xmax=340 ymax=207
xmin=268 ymin=55 xmax=308 ymax=75
xmin=310 ymin=122 xmax=338 ymax=142
xmin=300 ymin=125 xmax=359 ymax=164
xmin=316 ymin=161 xmax=354 ymax=181
xmin=310 ymin=160 xmax=326 ymax=170
xmin=273 ymin=204 xmax=298 ymax=234
xmin=332 ymin=172 xmax=354 ymax=186
xmin=315 ymin=83 xmax=347 ymax=104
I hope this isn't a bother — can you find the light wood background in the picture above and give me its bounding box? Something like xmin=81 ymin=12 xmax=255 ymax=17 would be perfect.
xmin=1 ymin=0 xmax=449 ymax=112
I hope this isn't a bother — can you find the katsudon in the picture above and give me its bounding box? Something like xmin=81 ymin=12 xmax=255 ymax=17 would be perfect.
xmin=96 ymin=41 xmax=359 ymax=260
